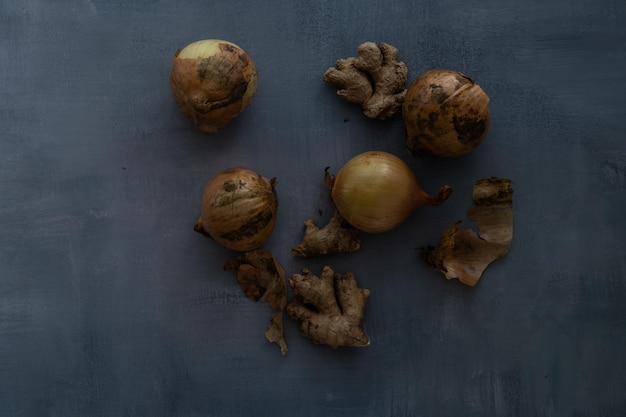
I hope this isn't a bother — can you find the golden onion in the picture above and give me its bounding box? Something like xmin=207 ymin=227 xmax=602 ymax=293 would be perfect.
xmin=194 ymin=168 xmax=277 ymax=251
xmin=169 ymin=39 xmax=258 ymax=134
xmin=326 ymin=151 xmax=451 ymax=233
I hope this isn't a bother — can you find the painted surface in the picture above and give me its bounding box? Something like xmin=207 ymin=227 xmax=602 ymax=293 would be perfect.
xmin=1 ymin=0 xmax=625 ymax=416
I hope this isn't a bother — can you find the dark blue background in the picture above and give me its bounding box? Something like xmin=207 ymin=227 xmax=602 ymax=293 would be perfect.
xmin=1 ymin=0 xmax=625 ymax=416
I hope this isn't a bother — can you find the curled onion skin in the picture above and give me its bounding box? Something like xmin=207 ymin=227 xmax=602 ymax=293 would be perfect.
xmin=403 ymin=69 xmax=490 ymax=157
xmin=327 ymin=151 xmax=451 ymax=233
xmin=195 ymin=168 xmax=277 ymax=251
xmin=169 ymin=39 xmax=258 ymax=134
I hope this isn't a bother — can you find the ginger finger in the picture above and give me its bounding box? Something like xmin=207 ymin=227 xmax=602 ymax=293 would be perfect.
xmin=291 ymin=210 xmax=361 ymax=258
xmin=323 ymin=42 xmax=408 ymax=120
xmin=287 ymin=266 xmax=370 ymax=349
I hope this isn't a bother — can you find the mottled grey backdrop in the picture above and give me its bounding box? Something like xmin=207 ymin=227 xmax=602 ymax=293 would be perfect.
xmin=1 ymin=0 xmax=625 ymax=416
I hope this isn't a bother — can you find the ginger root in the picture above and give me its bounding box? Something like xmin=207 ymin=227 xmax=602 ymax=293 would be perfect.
xmin=287 ymin=266 xmax=370 ymax=349
xmin=323 ymin=42 xmax=408 ymax=120
xmin=291 ymin=210 xmax=361 ymax=258
xmin=224 ymin=249 xmax=288 ymax=355
xmin=422 ymin=178 xmax=514 ymax=286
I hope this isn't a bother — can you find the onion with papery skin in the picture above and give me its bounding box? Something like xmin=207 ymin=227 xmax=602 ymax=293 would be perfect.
xmin=325 ymin=151 xmax=452 ymax=233
xmin=169 ymin=39 xmax=258 ymax=134
xmin=403 ymin=69 xmax=490 ymax=157
xmin=194 ymin=168 xmax=278 ymax=252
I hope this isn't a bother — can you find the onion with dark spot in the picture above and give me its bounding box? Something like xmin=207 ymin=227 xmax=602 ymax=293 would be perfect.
xmin=169 ymin=39 xmax=258 ymax=134
xmin=194 ymin=168 xmax=278 ymax=251
xmin=402 ymin=69 xmax=490 ymax=157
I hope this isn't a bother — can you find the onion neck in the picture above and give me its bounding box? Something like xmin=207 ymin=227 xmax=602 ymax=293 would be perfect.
xmin=416 ymin=185 xmax=453 ymax=207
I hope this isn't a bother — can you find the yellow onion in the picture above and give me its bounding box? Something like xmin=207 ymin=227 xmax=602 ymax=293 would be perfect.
xmin=402 ymin=69 xmax=490 ymax=157
xmin=326 ymin=151 xmax=452 ymax=233
xmin=169 ymin=39 xmax=258 ymax=134
xmin=194 ymin=168 xmax=278 ymax=251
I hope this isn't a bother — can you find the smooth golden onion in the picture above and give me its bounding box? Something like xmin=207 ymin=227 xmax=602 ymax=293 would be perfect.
xmin=403 ymin=69 xmax=490 ymax=157
xmin=194 ymin=168 xmax=278 ymax=251
xmin=326 ymin=151 xmax=452 ymax=233
xmin=169 ymin=39 xmax=258 ymax=134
